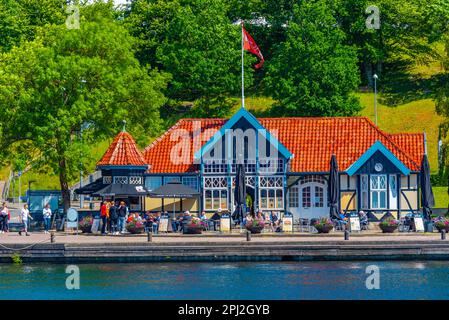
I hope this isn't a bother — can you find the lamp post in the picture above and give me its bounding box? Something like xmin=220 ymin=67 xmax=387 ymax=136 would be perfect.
xmin=373 ymin=74 xmax=378 ymax=126
xmin=79 ymin=79 xmax=87 ymax=210
xmin=18 ymin=171 xmax=22 ymax=207
xmin=79 ymin=126 xmax=83 ymax=209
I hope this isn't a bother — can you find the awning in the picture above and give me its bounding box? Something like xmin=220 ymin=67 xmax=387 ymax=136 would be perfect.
xmin=74 ymin=178 xmax=107 ymax=195
xmin=92 ymin=183 xmax=149 ymax=197
xmin=148 ymin=181 xmax=200 ymax=198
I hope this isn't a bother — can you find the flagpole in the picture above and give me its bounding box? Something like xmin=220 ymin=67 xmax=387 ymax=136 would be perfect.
xmin=241 ymin=20 xmax=245 ymax=109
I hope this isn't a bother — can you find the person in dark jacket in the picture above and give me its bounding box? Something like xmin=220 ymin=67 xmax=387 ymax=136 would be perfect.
xmin=109 ymin=201 xmax=119 ymax=235
xmin=117 ymin=201 xmax=128 ymax=234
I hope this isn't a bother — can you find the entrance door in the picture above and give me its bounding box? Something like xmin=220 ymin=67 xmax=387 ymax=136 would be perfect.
xmin=299 ymin=179 xmax=329 ymax=219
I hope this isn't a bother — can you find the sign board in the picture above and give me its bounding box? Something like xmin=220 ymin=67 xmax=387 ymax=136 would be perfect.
xmin=349 ymin=217 xmax=361 ymax=232
xmin=66 ymin=207 xmax=78 ymax=229
xmin=220 ymin=215 xmax=231 ymax=232
xmin=414 ymin=216 xmax=425 ymax=232
xmin=159 ymin=216 xmax=169 ymax=232
xmin=283 ymin=215 xmax=293 ymax=232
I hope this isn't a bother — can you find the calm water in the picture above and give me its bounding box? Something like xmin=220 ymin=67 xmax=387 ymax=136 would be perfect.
xmin=1 ymin=261 xmax=449 ymax=300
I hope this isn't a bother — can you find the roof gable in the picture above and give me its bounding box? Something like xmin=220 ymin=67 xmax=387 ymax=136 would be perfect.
xmin=193 ymin=108 xmax=293 ymax=160
xmin=346 ymin=140 xmax=411 ymax=176
xmin=97 ymin=131 xmax=147 ymax=168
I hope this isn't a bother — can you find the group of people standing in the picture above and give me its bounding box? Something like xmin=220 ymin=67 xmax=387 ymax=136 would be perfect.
xmin=99 ymin=201 xmax=128 ymax=235
xmin=19 ymin=203 xmax=52 ymax=235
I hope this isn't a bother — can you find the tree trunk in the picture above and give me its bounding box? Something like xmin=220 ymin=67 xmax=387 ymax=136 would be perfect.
xmin=58 ymin=156 xmax=71 ymax=216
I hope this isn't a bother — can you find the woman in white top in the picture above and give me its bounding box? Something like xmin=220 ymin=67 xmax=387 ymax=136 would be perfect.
xmin=0 ymin=202 xmax=9 ymax=234
xmin=42 ymin=204 xmax=52 ymax=234
xmin=19 ymin=203 xmax=33 ymax=236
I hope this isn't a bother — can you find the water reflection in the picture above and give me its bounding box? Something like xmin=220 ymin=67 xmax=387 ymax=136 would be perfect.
xmin=1 ymin=261 xmax=449 ymax=299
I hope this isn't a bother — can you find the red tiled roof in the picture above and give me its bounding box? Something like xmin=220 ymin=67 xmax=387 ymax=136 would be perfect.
xmin=97 ymin=131 xmax=147 ymax=167
xmin=388 ymin=133 xmax=425 ymax=164
xmin=143 ymin=117 xmax=424 ymax=173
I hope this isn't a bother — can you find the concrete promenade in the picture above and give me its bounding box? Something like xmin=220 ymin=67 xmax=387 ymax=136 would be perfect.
xmin=1 ymin=231 xmax=449 ymax=263
xmin=0 ymin=230 xmax=444 ymax=244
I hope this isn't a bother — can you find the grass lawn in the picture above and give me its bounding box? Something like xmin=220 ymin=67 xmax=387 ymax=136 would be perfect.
xmin=433 ymin=186 xmax=448 ymax=209
xmin=358 ymin=93 xmax=442 ymax=174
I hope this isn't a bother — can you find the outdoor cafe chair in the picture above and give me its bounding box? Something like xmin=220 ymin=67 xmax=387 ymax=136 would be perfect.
xmin=398 ymin=217 xmax=410 ymax=232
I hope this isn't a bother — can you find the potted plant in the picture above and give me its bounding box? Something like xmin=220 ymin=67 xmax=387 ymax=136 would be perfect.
xmin=183 ymin=217 xmax=205 ymax=234
xmin=126 ymin=216 xmax=145 ymax=234
xmin=79 ymin=216 xmax=93 ymax=233
xmin=312 ymin=217 xmax=334 ymax=233
xmin=245 ymin=219 xmax=265 ymax=234
xmin=379 ymin=217 xmax=399 ymax=233
xmin=433 ymin=217 xmax=449 ymax=233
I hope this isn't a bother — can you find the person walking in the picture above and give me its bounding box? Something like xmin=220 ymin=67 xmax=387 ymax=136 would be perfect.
xmin=109 ymin=201 xmax=118 ymax=235
xmin=42 ymin=203 xmax=52 ymax=234
xmin=19 ymin=203 xmax=33 ymax=236
xmin=100 ymin=201 xmax=108 ymax=235
xmin=0 ymin=202 xmax=9 ymax=234
xmin=117 ymin=201 xmax=127 ymax=234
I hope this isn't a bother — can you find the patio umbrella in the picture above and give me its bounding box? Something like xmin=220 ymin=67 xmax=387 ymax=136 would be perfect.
xmin=420 ymin=154 xmax=435 ymax=220
xmin=328 ymin=154 xmax=340 ymax=220
xmin=232 ymin=163 xmax=246 ymax=224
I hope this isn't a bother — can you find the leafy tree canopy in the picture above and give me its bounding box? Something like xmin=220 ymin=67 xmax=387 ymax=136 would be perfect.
xmin=264 ymin=0 xmax=361 ymax=117
xmin=0 ymin=1 xmax=168 ymax=210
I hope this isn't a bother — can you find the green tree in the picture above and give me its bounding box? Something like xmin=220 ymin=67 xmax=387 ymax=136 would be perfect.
xmin=0 ymin=1 xmax=168 ymax=212
xmin=334 ymin=0 xmax=449 ymax=85
xmin=0 ymin=0 xmax=66 ymax=52
xmin=125 ymin=0 xmax=254 ymax=116
xmin=264 ymin=0 xmax=361 ymax=117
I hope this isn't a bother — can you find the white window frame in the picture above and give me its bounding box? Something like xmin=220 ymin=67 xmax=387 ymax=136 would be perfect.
xmin=129 ymin=176 xmax=143 ymax=185
xmin=288 ymin=186 xmax=299 ymax=208
xmin=103 ymin=176 xmax=112 ymax=184
xmin=113 ymin=176 xmax=128 ymax=184
xmin=259 ymin=176 xmax=284 ymax=210
xmin=361 ymin=174 xmax=369 ymax=209
xmin=389 ymin=174 xmax=398 ymax=210
xmin=370 ymin=174 xmax=387 ymax=209
xmin=203 ymin=177 xmax=228 ymax=211
xmin=203 ymin=160 xmax=227 ymax=174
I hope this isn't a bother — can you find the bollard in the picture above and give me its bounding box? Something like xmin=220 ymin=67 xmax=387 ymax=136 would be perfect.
xmin=344 ymin=230 xmax=349 ymax=241
xmin=50 ymin=231 xmax=55 ymax=243
xmin=147 ymin=231 xmax=152 ymax=242
xmin=441 ymin=229 xmax=446 ymax=240
xmin=246 ymin=230 xmax=251 ymax=241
